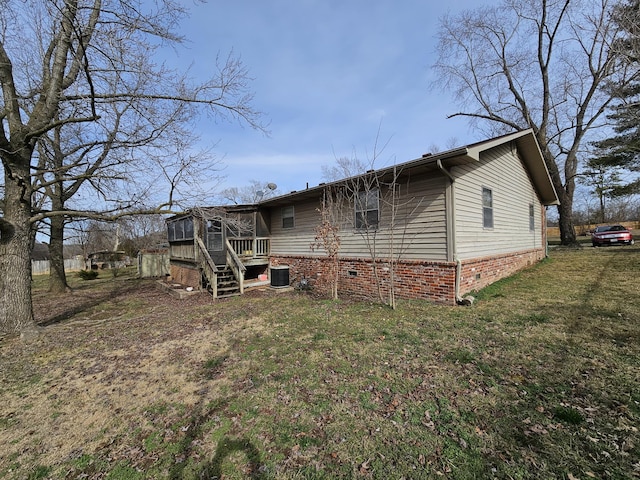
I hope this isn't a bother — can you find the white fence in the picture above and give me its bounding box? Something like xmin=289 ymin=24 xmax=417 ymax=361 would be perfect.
xmin=32 ymin=258 xmax=86 ymax=276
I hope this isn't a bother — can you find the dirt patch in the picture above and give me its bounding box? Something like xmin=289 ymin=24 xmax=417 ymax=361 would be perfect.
xmin=1 ymin=278 xmax=274 ymax=474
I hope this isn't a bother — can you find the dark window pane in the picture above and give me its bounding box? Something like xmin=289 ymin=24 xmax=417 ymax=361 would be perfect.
xmin=483 ymin=207 xmax=493 ymax=228
xmin=482 ymin=188 xmax=493 ymax=228
xmin=282 ymin=206 xmax=294 ymax=229
xmin=355 ymin=189 xmax=379 ymax=230
xmin=184 ymin=218 xmax=194 ymax=239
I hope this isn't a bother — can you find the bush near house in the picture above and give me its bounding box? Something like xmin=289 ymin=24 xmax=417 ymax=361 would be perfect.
xmin=1 ymin=245 xmax=638 ymax=479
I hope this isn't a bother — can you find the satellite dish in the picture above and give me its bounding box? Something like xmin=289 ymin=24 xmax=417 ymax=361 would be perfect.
xmin=266 ymin=183 xmax=277 ymax=190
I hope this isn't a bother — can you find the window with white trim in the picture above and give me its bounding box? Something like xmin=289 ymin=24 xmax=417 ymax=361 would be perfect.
xmin=529 ymin=204 xmax=535 ymax=231
xmin=482 ymin=187 xmax=494 ymax=229
xmin=282 ymin=205 xmax=295 ymax=229
xmin=355 ymin=189 xmax=379 ymax=230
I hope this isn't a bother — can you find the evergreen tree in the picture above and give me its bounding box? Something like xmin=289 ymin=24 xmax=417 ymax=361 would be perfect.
xmin=592 ymin=0 xmax=640 ymax=196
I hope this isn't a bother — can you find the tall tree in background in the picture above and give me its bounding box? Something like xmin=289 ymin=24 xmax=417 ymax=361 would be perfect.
xmin=433 ymin=0 xmax=639 ymax=245
xmin=579 ymin=160 xmax=625 ymax=222
xmin=218 ymin=180 xmax=280 ymax=205
xmin=591 ymin=0 xmax=640 ymax=196
xmin=33 ymin=100 xmax=217 ymax=294
xmin=0 ymin=0 xmax=265 ymax=336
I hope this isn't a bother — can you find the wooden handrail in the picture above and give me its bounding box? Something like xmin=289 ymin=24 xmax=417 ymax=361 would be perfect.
xmin=225 ymin=239 xmax=246 ymax=294
xmin=196 ymin=238 xmax=219 ymax=297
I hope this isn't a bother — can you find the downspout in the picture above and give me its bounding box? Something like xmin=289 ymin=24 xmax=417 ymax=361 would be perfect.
xmin=437 ymin=159 xmax=463 ymax=304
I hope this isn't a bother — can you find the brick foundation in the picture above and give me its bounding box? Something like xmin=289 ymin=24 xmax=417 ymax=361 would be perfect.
xmin=271 ymin=248 xmax=546 ymax=305
xmin=457 ymin=249 xmax=545 ymax=296
xmin=271 ymin=255 xmax=457 ymax=304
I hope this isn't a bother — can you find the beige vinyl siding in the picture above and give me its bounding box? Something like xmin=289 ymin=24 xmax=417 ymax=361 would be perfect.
xmin=270 ymin=197 xmax=325 ymax=256
xmin=454 ymin=143 xmax=544 ymax=260
xmin=269 ymin=175 xmax=449 ymax=261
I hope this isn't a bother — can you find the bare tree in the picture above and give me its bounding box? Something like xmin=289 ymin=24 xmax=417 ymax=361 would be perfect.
xmin=340 ymin=165 xmax=422 ymax=308
xmin=311 ymin=186 xmax=344 ymax=300
xmin=218 ymin=180 xmax=280 ymax=205
xmin=32 ymin=103 xmax=218 ymax=293
xmin=433 ymin=0 xmax=640 ymax=245
xmin=0 ymin=0 xmax=266 ymax=336
xmin=322 ymin=133 xmax=422 ymax=308
xmin=122 ymin=215 xmax=167 ymax=251
xmin=382 ymin=166 xmax=424 ymax=309
xmin=321 ymin=156 xmax=371 ymax=182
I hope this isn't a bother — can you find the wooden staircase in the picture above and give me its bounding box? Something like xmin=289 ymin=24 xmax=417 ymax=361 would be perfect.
xmin=214 ymin=266 xmax=241 ymax=298
xmin=196 ymin=237 xmax=245 ymax=300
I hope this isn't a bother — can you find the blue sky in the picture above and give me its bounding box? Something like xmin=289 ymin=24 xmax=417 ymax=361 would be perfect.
xmin=166 ymin=1 xmax=478 ymax=197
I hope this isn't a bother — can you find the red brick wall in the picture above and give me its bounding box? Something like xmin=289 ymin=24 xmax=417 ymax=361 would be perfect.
xmin=271 ymin=248 xmax=545 ymax=305
xmin=271 ymin=255 xmax=457 ymax=304
xmin=457 ymin=249 xmax=545 ymax=296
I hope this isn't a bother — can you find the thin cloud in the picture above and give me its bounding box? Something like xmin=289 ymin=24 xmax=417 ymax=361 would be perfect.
xmin=166 ymin=1 xmax=475 ymax=194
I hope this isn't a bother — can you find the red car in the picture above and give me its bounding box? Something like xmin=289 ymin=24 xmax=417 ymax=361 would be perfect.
xmin=591 ymin=225 xmax=635 ymax=247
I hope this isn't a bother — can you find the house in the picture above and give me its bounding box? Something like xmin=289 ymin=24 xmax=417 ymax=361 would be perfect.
xmin=166 ymin=129 xmax=559 ymax=304
xmin=87 ymin=250 xmax=129 ymax=270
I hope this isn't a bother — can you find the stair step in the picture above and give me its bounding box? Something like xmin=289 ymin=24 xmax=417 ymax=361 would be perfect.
xmin=217 ymin=291 xmax=241 ymax=298
xmin=199 ymin=261 xmax=244 ymax=299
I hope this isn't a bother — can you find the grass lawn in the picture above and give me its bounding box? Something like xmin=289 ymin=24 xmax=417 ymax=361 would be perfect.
xmin=1 ymin=245 xmax=639 ymax=479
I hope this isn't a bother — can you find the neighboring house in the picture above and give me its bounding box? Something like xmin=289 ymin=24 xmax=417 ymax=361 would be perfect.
xmin=87 ymin=250 xmax=129 ymax=270
xmin=167 ymin=129 xmax=559 ymax=304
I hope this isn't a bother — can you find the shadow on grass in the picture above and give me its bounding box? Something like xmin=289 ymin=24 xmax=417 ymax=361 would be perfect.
xmin=196 ymin=437 xmax=264 ymax=479
xmin=167 ymin=395 xmax=265 ymax=480
xmin=35 ymin=281 xmax=138 ymax=328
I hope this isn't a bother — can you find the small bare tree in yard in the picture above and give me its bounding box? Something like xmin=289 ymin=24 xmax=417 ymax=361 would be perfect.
xmin=345 ymin=166 xmax=422 ymax=309
xmin=383 ymin=167 xmax=424 ymax=310
xmin=0 ymin=1 xmax=266 ymax=337
xmin=311 ymin=186 xmax=344 ymax=300
xmin=324 ymin=147 xmax=423 ymax=308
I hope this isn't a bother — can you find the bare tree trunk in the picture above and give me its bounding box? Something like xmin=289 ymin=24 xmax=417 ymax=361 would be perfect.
xmin=557 ymin=173 xmax=577 ymax=246
xmin=332 ymin=257 xmax=339 ymax=300
xmin=48 ymin=212 xmax=69 ymax=294
xmin=0 ymin=162 xmax=36 ymax=335
xmin=539 ymin=139 xmax=578 ymax=245
xmin=558 ymin=198 xmax=577 ymax=246
xmin=598 ymin=190 xmax=606 ymax=223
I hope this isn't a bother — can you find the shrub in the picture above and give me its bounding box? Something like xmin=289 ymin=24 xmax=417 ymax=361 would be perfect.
xmin=78 ymin=269 xmax=99 ymax=280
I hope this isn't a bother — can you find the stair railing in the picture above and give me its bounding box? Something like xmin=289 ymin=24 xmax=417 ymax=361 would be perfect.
xmin=196 ymin=238 xmax=219 ymax=298
xmin=225 ymin=239 xmax=246 ymax=294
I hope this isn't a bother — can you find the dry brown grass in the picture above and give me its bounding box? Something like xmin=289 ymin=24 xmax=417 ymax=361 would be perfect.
xmin=1 ymin=247 xmax=639 ymax=479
